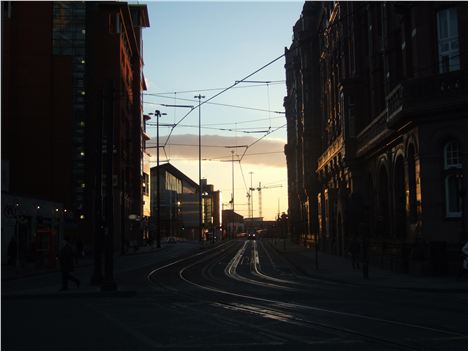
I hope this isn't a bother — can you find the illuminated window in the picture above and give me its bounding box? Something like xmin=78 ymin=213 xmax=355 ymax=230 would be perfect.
xmin=443 ymin=140 xmax=463 ymax=217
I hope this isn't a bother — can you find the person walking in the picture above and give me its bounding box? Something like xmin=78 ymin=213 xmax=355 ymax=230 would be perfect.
xmin=59 ymin=236 xmax=80 ymax=291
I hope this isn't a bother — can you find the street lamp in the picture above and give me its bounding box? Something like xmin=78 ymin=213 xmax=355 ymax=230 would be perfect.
xmin=149 ymin=110 xmax=167 ymax=249
xmin=194 ymin=94 xmax=205 ymax=243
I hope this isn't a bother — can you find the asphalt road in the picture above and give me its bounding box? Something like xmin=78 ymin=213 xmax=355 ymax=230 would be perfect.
xmin=3 ymin=239 xmax=468 ymax=350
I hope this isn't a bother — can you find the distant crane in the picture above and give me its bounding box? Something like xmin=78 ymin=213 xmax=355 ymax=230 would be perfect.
xmin=256 ymin=182 xmax=282 ymax=218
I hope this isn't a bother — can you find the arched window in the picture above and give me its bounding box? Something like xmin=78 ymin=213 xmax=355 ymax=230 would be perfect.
xmin=444 ymin=141 xmax=463 ymax=217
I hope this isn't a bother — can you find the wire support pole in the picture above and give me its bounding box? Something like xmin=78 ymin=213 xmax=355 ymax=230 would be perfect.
xmin=232 ymin=150 xmax=235 ymax=212
xmin=195 ymin=94 xmax=205 ymax=242
xmin=156 ymin=110 xmax=162 ymax=249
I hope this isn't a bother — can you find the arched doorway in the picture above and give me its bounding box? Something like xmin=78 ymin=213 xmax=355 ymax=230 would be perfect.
xmin=394 ymin=156 xmax=407 ymax=239
xmin=378 ymin=166 xmax=390 ymax=237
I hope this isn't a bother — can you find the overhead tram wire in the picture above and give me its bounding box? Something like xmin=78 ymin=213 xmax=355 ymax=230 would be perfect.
xmin=239 ymin=123 xmax=287 ymax=162
xmin=202 ymin=116 xmax=284 ymax=126
xmin=149 ymin=81 xmax=285 ymax=95
xmin=162 ymin=53 xmax=287 ymax=147
xmin=202 ymin=151 xmax=284 ymax=161
xmin=238 ymin=161 xmax=250 ymax=199
xmin=154 ymin=34 xmax=319 ymax=149
xmin=144 ymin=95 xmax=285 ymax=115
xmin=146 ymin=123 xmax=285 ymax=134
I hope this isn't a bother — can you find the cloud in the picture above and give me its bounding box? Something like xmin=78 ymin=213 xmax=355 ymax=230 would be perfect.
xmin=146 ymin=134 xmax=286 ymax=167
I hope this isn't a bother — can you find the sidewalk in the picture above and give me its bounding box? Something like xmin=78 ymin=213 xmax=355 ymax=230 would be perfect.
xmin=2 ymin=241 xmax=169 ymax=282
xmin=267 ymin=239 xmax=468 ymax=293
xmin=2 ymin=239 xmax=204 ymax=299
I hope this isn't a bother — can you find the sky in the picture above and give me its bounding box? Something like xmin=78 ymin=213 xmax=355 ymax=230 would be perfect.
xmin=142 ymin=1 xmax=304 ymax=220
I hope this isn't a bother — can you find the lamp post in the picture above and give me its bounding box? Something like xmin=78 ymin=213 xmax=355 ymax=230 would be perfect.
xmin=194 ymin=94 xmax=205 ymax=243
xmin=231 ymin=150 xmax=235 ymax=211
xmin=149 ymin=110 xmax=167 ymax=249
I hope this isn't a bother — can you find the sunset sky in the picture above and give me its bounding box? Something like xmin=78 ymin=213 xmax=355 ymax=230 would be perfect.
xmin=141 ymin=1 xmax=304 ymax=220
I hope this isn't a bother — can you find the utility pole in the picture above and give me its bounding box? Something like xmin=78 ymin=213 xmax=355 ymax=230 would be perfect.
xmin=148 ymin=110 xmax=167 ymax=248
xmin=155 ymin=110 xmax=166 ymax=248
xmin=231 ymin=150 xmax=235 ymax=212
xmin=194 ymin=94 xmax=205 ymax=243
xmin=249 ymin=172 xmax=254 ymax=218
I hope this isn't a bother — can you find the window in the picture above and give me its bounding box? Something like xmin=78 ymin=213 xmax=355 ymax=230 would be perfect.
xmin=143 ymin=173 xmax=149 ymax=196
xmin=437 ymin=8 xmax=460 ymax=73
xmin=443 ymin=141 xmax=463 ymax=217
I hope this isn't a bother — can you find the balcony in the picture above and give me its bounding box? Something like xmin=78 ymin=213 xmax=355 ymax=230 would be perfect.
xmin=386 ymin=70 xmax=468 ymax=129
xmin=317 ymin=134 xmax=344 ymax=172
xmin=356 ymin=110 xmax=389 ymax=158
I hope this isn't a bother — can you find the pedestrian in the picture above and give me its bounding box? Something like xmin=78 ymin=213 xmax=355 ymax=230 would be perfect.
xmin=59 ymin=236 xmax=80 ymax=291
xmin=349 ymin=237 xmax=361 ymax=270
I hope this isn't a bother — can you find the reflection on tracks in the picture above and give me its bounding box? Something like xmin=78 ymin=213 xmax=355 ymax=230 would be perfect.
xmin=147 ymin=239 xmax=467 ymax=350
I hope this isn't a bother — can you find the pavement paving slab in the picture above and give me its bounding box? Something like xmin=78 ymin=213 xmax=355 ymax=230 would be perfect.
xmin=266 ymin=239 xmax=468 ymax=293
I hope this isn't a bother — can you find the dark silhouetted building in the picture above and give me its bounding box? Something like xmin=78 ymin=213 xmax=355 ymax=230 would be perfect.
xmin=222 ymin=210 xmax=244 ymax=239
xmin=285 ymin=2 xmax=468 ymax=275
xmin=1 ymin=2 xmax=150 ymax=259
xmin=150 ymin=163 xmax=200 ymax=240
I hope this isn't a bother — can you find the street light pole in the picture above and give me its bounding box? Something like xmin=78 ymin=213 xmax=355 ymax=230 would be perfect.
xmin=156 ymin=110 xmax=162 ymax=248
xmin=150 ymin=110 xmax=166 ymax=249
xmin=249 ymin=171 xmax=254 ymax=218
xmin=231 ymin=150 xmax=235 ymax=212
xmin=194 ymin=94 xmax=205 ymax=243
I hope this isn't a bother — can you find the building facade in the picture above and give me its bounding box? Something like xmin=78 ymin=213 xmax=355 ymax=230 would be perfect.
xmin=222 ymin=210 xmax=244 ymax=239
xmin=200 ymin=178 xmax=222 ymax=240
xmin=285 ymin=2 xmax=468 ymax=275
xmin=2 ymin=2 xmax=149 ymax=258
xmin=150 ymin=163 xmax=200 ymax=240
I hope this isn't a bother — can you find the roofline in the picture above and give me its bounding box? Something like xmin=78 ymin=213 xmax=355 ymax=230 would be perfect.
xmin=151 ymin=163 xmax=199 ymax=189
xmin=129 ymin=4 xmax=150 ymax=27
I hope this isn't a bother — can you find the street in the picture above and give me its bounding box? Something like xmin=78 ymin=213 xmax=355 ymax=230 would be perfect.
xmin=3 ymin=239 xmax=468 ymax=350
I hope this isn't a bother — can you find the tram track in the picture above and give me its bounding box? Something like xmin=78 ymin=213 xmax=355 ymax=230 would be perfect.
xmin=146 ymin=239 xmax=468 ymax=350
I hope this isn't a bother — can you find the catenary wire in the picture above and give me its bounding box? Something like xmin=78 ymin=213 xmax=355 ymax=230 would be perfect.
xmin=144 ymin=95 xmax=285 ymax=114
xmin=152 ymin=81 xmax=285 ymax=95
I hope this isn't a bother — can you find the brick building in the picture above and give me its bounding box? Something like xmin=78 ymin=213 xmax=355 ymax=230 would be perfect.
xmin=1 ymin=2 xmax=149 ymax=258
xmin=285 ymin=2 xmax=468 ymax=275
